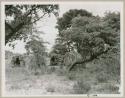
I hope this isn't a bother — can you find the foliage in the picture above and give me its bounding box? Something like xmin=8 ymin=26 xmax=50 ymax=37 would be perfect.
xmin=55 ymin=9 xmax=120 ymax=71
xmin=25 ymin=30 xmax=48 ymax=73
xmin=51 ymin=9 xmax=93 ymax=66
xmin=100 ymin=12 xmax=120 ymax=46
xmin=63 ymin=50 xmax=82 ymax=69
xmin=5 ymin=4 xmax=59 ymax=44
xmin=67 ymin=72 xmax=76 ymax=80
xmin=60 ymin=16 xmax=105 ymax=59
xmin=73 ymin=79 xmax=91 ymax=94
xmin=5 ymin=50 xmax=13 ymax=59
xmin=55 ymin=9 xmax=93 ymax=54
xmin=94 ymin=83 xmax=119 ymax=94
xmin=56 ymin=9 xmax=92 ymax=31
xmin=46 ymin=85 xmax=55 ymax=92
xmin=49 ymin=43 xmax=67 ymax=66
xmin=96 ymin=71 xmax=109 ymax=83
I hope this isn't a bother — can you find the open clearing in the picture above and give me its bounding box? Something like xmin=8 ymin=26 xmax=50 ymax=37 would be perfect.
xmin=6 ymin=66 xmax=75 ymax=95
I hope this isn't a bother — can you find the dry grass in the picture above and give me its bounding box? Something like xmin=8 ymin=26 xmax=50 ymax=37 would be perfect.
xmin=73 ymin=79 xmax=91 ymax=94
xmin=5 ymin=65 xmax=75 ymax=95
xmin=5 ymin=57 xmax=120 ymax=95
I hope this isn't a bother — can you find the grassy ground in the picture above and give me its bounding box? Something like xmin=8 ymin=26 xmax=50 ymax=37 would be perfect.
xmin=5 ymin=66 xmax=75 ymax=95
xmin=5 ymin=59 xmax=120 ymax=95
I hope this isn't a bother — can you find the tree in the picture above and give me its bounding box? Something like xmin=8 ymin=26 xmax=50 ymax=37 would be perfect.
xmin=25 ymin=29 xmax=48 ymax=72
xmin=56 ymin=9 xmax=93 ymax=53
xmin=56 ymin=10 xmax=120 ymax=71
xmin=56 ymin=9 xmax=92 ymax=32
xmin=100 ymin=12 xmax=120 ymax=46
xmin=51 ymin=9 xmax=93 ymax=66
xmin=5 ymin=4 xmax=59 ymax=44
xmin=60 ymin=16 xmax=105 ymax=58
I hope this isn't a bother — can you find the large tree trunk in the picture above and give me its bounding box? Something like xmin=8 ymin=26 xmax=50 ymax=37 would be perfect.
xmin=68 ymin=49 xmax=110 ymax=71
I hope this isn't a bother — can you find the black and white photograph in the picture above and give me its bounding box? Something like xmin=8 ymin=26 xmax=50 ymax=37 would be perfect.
xmin=0 ymin=1 xmax=124 ymax=97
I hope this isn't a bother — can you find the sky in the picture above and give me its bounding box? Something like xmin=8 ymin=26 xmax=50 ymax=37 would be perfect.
xmin=5 ymin=2 xmax=123 ymax=54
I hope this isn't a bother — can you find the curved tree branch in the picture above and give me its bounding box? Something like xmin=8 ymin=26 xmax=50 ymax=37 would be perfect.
xmin=68 ymin=48 xmax=110 ymax=71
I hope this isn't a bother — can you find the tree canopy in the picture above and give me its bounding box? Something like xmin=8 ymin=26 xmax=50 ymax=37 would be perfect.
xmin=56 ymin=9 xmax=92 ymax=32
xmin=5 ymin=4 xmax=59 ymax=44
xmin=53 ymin=9 xmax=120 ymax=71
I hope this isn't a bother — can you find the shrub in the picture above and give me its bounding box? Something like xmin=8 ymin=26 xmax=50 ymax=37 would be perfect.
xmin=96 ymin=72 xmax=109 ymax=83
xmin=73 ymin=79 xmax=91 ymax=94
xmin=95 ymin=83 xmax=119 ymax=94
xmin=47 ymin=66 xmax=60 ymax=74
xmin=50 ymin=66 xmax=56 ymax=72
xmin=46 ymin=85 xmax=55 ymax=92
xmin=104 ymin=83 xmax=119 ymax=92
xmin=67 ymin=72 xmax=76 ymax=80
xmin=56 ymin=67 xmax=67 ymax=76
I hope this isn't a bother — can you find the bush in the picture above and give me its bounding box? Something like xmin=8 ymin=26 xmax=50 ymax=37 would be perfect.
xmin=89 ymin=51 xmax=120 ymax=83
xmin=104 ymin=83 xmax=119 ymax=92
xmin=96 ymin=72 xmax=109 ymax=83
xmin=95 ymin=83 xmax=119 ymax=94
xmin=25 ymin=54 xmax=48 ymax=75
xmin=67 ymin=72 xmax=76 ymax=80
xmin=73 ymin=79 xmax=91 ymax=94
xmin=47 ymin=66 xmax=60 ymax=74
xmin=46 ymin=85 xmax=55 ymax=92
xmin=50 ymin=66 xmax=56 ymax=72
xmin=56 ymin=67 xmax=67 ymax=76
